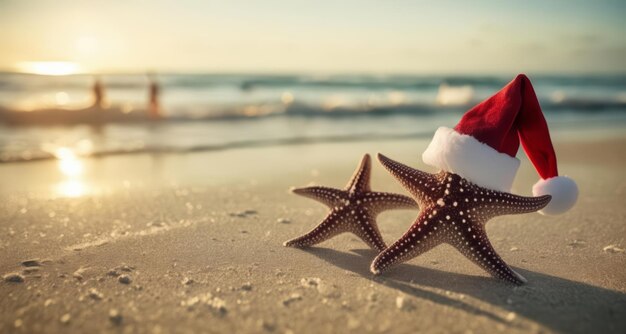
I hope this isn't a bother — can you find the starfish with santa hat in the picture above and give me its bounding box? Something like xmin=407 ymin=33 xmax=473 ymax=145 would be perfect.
xmin=371 ymin=74 xmax=578 ymax=284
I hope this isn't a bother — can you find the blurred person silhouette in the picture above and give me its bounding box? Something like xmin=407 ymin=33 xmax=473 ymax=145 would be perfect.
xmin=147 ymin=73 xmax=161 ymax=120
xmin=92 ymin=76 xmax=105 ymax=109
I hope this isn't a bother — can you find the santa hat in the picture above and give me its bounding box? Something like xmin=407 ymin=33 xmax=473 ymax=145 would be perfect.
xmin=422 ymin=74 xmax=577 ymax=215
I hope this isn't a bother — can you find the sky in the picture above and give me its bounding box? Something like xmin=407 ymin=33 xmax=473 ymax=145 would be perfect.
xmin=0 ymin=0 xmax=625 ymax=74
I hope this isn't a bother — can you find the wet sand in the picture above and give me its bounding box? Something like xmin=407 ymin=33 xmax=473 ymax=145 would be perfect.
xmin=1 ymin=134 xmax=625 ymax=333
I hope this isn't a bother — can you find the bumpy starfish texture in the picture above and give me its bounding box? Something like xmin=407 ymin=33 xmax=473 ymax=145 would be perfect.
xmin=370 ymin=154 xmax=552 ymax=285
xmin=284 ymin=154 xmax=417 ymax=252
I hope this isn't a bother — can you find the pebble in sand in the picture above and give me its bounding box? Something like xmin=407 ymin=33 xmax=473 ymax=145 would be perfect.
xmin=3 ymin=272 xmax=25 ymax=283
xmin=88 ymin=288 xmax=104 ymax=300
xmin=118 ymin=275 xmax=132 ymax=284
xmin=109 ymin=309 xmax=123 ymax=325
xmin=60 ymin=313 xmax=71 ymax=324
xmin=21 ymin=259 xmax=42 ymax=267
xmin=282 ymin=293 xmax=302 ymax=307
xmin=395 ymin=295 xmax=415 ymax=311
xmin=603 ymin=244 xmax=625 ymax=253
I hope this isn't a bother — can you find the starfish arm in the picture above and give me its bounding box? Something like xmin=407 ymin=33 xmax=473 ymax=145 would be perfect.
xmin=364 ymin=192 xmax=418 ymax=215
xmin=443 ymin=175 xmax=552 ymax=222
xmin=482 ymin=190 xmax=551 ymax=217
xmin=345 ymin=154 xmax=372 ymax=193
xmin=292 ymin=186 xmax=347 ymax=208
xmin=283 ymin=210 xmax=350 ymax=248
xmin=377 ymin=153 xmax=441 ymax=205
xmin=351 ymin=208 xmax=387 ymax=252
xmin=370 ymin=207 xmax=443 ymax=274
xmin=448 ymin=224 xmax=527 ymax=285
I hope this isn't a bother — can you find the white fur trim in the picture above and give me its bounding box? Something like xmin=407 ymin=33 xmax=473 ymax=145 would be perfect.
xmin=422 ymin=127 xmax=520 ymax=192
xmin=532 ymin=176 xmax=578 ymax=215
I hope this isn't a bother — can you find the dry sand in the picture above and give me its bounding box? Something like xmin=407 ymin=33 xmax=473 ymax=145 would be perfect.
xmin=1 ymin=134 xmax=625 ymax=333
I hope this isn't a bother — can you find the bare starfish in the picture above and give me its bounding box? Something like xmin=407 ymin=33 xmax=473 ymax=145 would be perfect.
xmin=284 ymin=154 xmax=417 ymax=252
xmin=370 ymin=154 xmax=552 ymax=285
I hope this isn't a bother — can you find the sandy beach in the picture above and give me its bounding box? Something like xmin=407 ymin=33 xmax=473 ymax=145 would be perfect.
xmin=1 ymin=132 xmax=625 ymax=334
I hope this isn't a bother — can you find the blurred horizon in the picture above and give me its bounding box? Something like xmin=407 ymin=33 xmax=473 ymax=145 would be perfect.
xmin=1 ymin=0 xmax=625 ymax=75
xmin=4 ymin=70 xmax=626 ymax=77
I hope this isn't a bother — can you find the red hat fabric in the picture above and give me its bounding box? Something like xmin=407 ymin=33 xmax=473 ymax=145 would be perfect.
xmin=456 ymin=74 xmax=558 ymax=179
xmin=422 ymin=74 xmax=577 ymax=215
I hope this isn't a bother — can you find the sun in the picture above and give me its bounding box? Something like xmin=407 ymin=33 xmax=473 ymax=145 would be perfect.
xmin=16 ymin=61 xmax=80 ymax=76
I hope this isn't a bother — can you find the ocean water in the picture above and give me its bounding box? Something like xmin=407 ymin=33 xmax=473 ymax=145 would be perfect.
xmin=0 ymin=73 xmax=625 ymax=162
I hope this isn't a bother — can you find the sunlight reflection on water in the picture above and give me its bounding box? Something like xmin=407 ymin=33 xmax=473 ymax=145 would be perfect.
xmin=52 ymin=146 xmax=90 ymax=197
xmin=56 ymin=148 xmax=84 ymax=177
xmin=56 ymin=179 xmax=87 ymax=198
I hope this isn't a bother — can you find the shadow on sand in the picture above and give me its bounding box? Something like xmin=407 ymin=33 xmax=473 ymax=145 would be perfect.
xmin=304 ymin=247 xmax=626 ymax=334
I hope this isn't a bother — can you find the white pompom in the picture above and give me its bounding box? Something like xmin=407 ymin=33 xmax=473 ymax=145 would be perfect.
xmin=532 ymin=176 xmax=578 ymax=215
